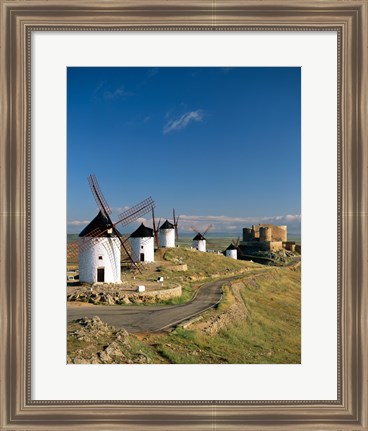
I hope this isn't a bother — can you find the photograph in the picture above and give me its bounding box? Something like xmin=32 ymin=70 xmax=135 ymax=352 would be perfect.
xmin=2 ymin=0 xmax=367 ymax=428
xmin=66 ymin=66 xmax=302 ymax=365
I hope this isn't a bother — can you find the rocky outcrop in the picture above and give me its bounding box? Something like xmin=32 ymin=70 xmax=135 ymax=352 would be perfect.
xmin=167 ymin=264 xmax=188 ymax=271
xmin=195 ymin=281 xmax=248 ymax=335
xmin=67 ymin=285 xmax=182 ymax=305
xmin=67 ymin=316 xmax=152 ymax=364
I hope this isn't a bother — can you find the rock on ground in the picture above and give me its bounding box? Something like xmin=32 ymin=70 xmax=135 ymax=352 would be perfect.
xmin=67 ymin=316 xmax=151 ymax=365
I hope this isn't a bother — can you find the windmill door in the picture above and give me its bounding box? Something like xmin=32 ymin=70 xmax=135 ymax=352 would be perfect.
xmin=140 ymin=253 xmax=145 ymax=262
xmin=97 ymin=267 xmax=105 ymax=282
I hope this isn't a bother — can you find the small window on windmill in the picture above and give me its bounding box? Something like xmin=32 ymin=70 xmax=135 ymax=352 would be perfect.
xmin=98 ymin=256 xmax=103 ymax=260
xmin=141 ymin=245 xmax=144 ymax=249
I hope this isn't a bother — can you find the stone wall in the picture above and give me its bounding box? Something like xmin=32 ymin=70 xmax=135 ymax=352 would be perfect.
xmin=251 ymin=224 xmax=287 ymax=242
xmin=240 ymin=240 xmax=283 ymax=252
xmin=283 ymin=241 xmax=296 ymax=251
xmin=168 ymin=264 xmax=188 ymax=271
xmin=68 ymin=285 xmax=182 ymax=305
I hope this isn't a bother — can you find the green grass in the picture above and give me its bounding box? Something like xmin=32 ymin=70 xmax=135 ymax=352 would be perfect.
xmin=67 ymin=321 xmax=166 ymax=364
xmin=141 ymin=247 xmax=261 ymax=305
xmin=144 ymin=267 xmax=301 ymax=364
xmin=67 ymin=247 xmax=301 ymax=364
xmin=160 ymin=247 xmax=253 ymax=276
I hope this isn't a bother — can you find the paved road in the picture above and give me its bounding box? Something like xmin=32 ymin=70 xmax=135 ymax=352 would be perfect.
xmin=67 ymin=275 xmax=242 ymax=333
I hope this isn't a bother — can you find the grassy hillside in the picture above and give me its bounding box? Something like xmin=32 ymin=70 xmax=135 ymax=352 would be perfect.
xmin=129 ymin=247 xmax=265 ymax=304
xmin=68 ymin=247 xmax=264 ymax=304
xmin=67 ymin=247 xmax=301 ymax=364
xmin=141 ymin=267 xmax=301 ymax=364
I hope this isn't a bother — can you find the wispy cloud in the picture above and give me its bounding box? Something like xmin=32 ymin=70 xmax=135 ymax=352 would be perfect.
xmin=68 ymin=214 xmax=300 ymax=234
xmin=122 ymin=214 xmax=300 ymax=234
xmin=91 ymin=81 xmax=133 ymax=101
xmin=103 ymin=86 xmax=132 ymax=100
xmin=163 ymin=110 xmax=204 ymax=134
xmin=284 ymin=214 xmax=301 ymax=222
xmin=176 ymin=214 xmax=301 ymax=232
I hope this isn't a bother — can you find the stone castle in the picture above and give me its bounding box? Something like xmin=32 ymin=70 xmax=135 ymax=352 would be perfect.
xmin=240 ymin=224 xmax=297 ymax=252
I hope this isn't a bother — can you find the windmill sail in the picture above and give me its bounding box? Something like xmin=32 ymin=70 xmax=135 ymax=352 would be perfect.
xmin=88 ymin=174 xmax=112 ymax=216
xmin=74 ymin=175 xmax=155 ymax=274
xmin=173 ymin=208 xmax=180 ymax=241
xmin=116 ymin=197 xmax=155 ymax=227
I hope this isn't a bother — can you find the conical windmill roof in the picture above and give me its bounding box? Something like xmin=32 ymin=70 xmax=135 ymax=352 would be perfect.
xmin=79 ymin=211 xmax=119 ymax=237
xmin=226 ymin=243 xmax=237 ymax=250
xmin=159 ymin=220 xmax=174 ymax=230
xmin=193 ymin=233 xmax=206 ymax=241
xmin=130 ymin=223 xmax=154 ymax=238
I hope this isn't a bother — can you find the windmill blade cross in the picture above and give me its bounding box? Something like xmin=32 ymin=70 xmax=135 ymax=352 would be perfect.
xmin=173 ymin=208 xmax=176 ymax=224
xmin=152 ymin=207 xmax=159 ymax=248
xmin=173 ymin=208 xmax=179 ymax=240
xmin=115 ymin=196 xmax=155 ymax=227
xmin=113 ymin=227 xmax=142 ymax=273
xmin=152 ymin=207 xmax=157 ymax=233
xmin=82 ymin=174 xmax=156 ymax=272
xmin=67 ymin=226 xmax=106 ymax=260
xmin=88 ymin=174 xmax=112 ymax=217
xmin=190 ymin=225 xmax=199 ymax=234
xmin=203 ymin=224 xmax=213 ymax=235
xmin=119 ymin=237 xmax=146 ymax=273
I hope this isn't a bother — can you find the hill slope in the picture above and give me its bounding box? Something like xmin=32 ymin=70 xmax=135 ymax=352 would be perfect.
xmin=67 ymin=248 xmax=301 ymax=364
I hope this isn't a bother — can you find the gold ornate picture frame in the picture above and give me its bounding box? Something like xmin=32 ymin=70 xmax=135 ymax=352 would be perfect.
xmin=0 ymin=0 xmax=367 ymax=429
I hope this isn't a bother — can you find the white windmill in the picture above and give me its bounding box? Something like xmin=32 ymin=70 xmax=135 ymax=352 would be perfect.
xmin=225 ymin=244 xmax=237 ymax=259
xmin=159 ymin=220 xmax=175 ymax=248
xmin=225 ymin=237 xmax=240 ymax=260
xmin=152 ymin=208 xmax=180 ymax=249
xmin=191 ymin=224 xmax=213 ymax=252
xmin=69 ymin=174 xmax=154 ymax=284
xmin=129 ymin=223 xmax=155 ymax=263
xmin=78 ymin=212 xmax=122 ymax=283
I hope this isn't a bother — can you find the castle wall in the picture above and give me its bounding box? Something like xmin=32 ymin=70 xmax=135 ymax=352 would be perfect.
xmin=240 ymin=240 xmax=283 ymax=252
xmin=242 ymin=227 xmax=252 ymax=242
xmin=269 ymin=241 xmax=283 ymax=251
xmin=272 ymin=225 xmax=287 ymax=242
xmin=248 ymin=224 xmax=287 ymax=242
xmin=240 ymin=224 xmax=288 ymax=253
xmin=283 ymin=241 xmax=296 ymax=251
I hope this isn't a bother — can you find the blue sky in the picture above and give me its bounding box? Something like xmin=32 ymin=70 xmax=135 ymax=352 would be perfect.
xmin=67 ymin=67 xmax=301 ymax=235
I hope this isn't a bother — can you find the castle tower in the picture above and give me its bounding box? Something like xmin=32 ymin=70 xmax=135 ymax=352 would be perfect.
xmin=259 ymin=226 xmax=272 ymax=242
xmin=242 ymin=227 xmax=252 ymax=242
xmin=278 ymin=225 xmax=287 ymax=242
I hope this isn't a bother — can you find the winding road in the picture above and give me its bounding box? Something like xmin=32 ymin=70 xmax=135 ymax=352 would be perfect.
xmin=67 ymin=275 xmax=242 ymax=333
